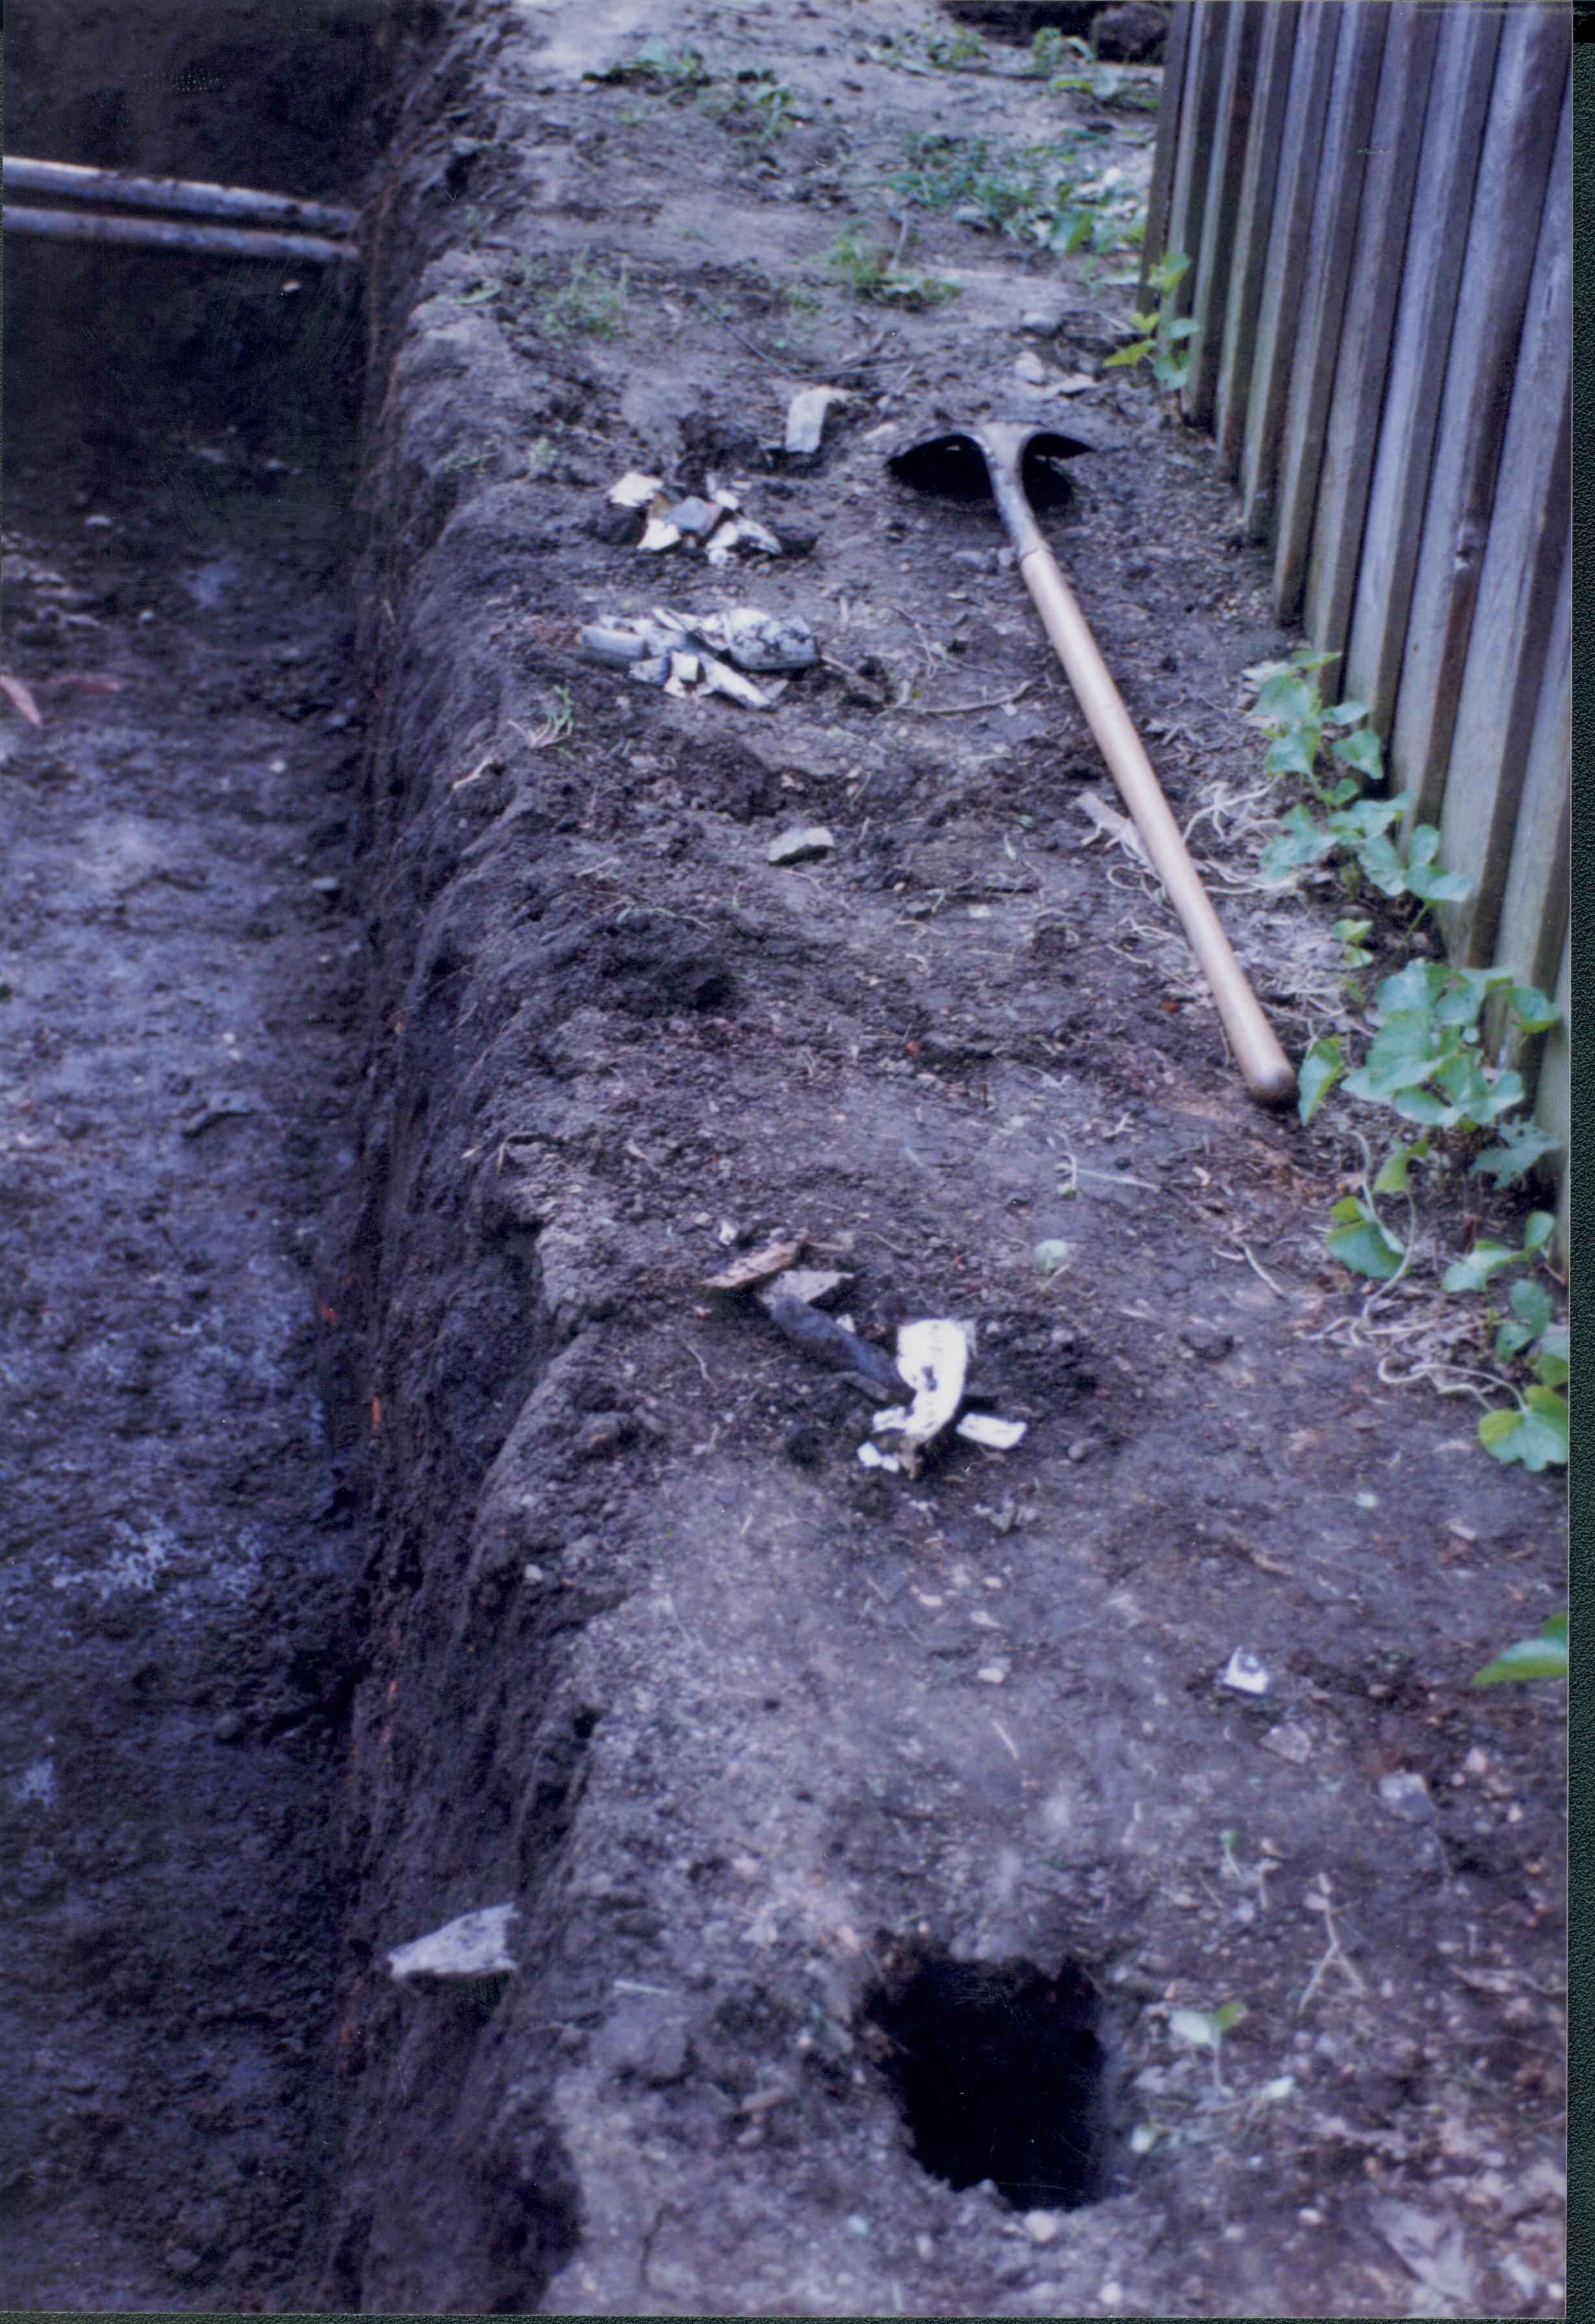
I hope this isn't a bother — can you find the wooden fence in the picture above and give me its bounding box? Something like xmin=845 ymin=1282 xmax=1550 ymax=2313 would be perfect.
xmin=1142 ymin=1 xmax=1570 ymax=1200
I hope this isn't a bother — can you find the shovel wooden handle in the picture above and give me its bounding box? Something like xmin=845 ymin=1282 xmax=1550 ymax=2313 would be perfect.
xmin=1018 ymin=542 xmax=1296 ymax=1108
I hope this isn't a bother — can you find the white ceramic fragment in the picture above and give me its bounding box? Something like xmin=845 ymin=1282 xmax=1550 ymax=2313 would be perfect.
xmin=1219 ymin=1649 xmax=1271 ymax=1697
xmin=784 ymin=385 xmax=849 ymax=455
xmin=608 ymin=471 xmax=662 ymax=507
xmin=956 ymin=1412 xmax=1027 ymax=1450
xmin=388 ymin=1903 xmax=519 ymax=1985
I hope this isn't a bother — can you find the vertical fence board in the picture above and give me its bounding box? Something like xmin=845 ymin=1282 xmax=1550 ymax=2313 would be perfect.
xmin=1339 ymin=3 xmax=1502 ymax=734
xmin=1269 ymin=3 xmax=1389 ymax=626
xmin=1238 ymin=2 xmax=1342 ymax=541
xmin=1491 ymin=532 xmax=1570 ymax=1009
xmin=1137 ymin=1 xmax=1194 ymax=303
xmin=1531 ymin=927 xmax=1570 ymax=1255
xmin=1182 ymin=1 xmax=1266 ymax=430
xmin=1213 ymin=1 xmax=1299 ymax=478
xmin=1300 ymin=5 xmax=1442 ymax=682
xmin=1437 ymin=89 xmax=1570 ymax=966
xmin=1156 ymin=2 xmax=1229 ymax=334
xmin=1388 ymin=6 xmax=1568 ymax=825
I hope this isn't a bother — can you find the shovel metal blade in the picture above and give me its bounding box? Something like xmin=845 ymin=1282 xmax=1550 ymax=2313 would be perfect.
xmin=889 ymin=421 xmax=1095 ymax=508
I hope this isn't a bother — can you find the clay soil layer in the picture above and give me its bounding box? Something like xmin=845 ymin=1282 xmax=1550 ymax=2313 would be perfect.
xmin=3 ymin=1 xmax=1566 ymax=2316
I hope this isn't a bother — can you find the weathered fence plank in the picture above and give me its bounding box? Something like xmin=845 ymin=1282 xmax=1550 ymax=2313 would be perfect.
xmin=1388 ymin=5 xmax=1568 ymax=824
xmin=1438 ymin=87 xmax=1570 ymax=967
xmin=1339 ymin=2 xmax=1503 ymax=734
xmin=1270 ymin=3 xmax=1389 ymax=625
xmin=1491 ymin=532 xmax=1570 ymax=1016
xmin=1155 ymin=0 xmax=1228 ymax=336
xmin=1181 ymin=1 xmax=1266 ymax=430
xmin=1213 ymin=0 xmax=1299 ymax=479
xmin=1137 ymin=1 xmax=1193 ymax=303
xmin=1237 ymin=2 xmax=1342 ymax=542
xmin=1300 ymin=5 xmax=1442 ymax=682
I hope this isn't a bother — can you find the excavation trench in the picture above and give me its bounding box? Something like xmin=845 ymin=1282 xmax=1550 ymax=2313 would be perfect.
xmin=3 ymin=1 xmax=1568 ymax=2316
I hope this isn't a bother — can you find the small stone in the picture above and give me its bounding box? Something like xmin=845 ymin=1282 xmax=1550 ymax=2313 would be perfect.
xmin=1259 ymin=1721 xmax=1313 ymax=1765
xmin=1018 ymin=309 xmax=1060 ymax=335
xmin=1023 ymin=2209 xmax=1061 ymax=2244
xmin=1013 ymin=351 xmax=1049 ymax=384
xmin=1378 ymin=1770 xmax=1434 ymax=1822
xmin=211 ymin=1712 xmax=245 ymax=1743
xmin=1178 ymin=1319 xmax=1233 ymax=1361
xmin=163 ymin=2246 xmax=204 ymax=2279
xmin=767 ymin=825 xmax=835 ymax=867
xmin=1219 ymin=1649 xmax=1270 ymax=1697
xmin=1067 ymin=1438 xmax=1094 ymax=1463
xmin=976 ymin=1663 xmax=1009 ymax=1686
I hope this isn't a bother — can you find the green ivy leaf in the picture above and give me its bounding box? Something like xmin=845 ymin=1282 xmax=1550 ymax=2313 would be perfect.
xmin=1344 ymin=1011 xmax=1443 ymax=1098
xmin=1469 ymin=1120 xmax=1560 ymax=1187
xmin=1506 ymin=984 xmax=1560 ymax=1035
xmin=1327 ymin=1208 xmax=1405 ymax=1280
xmin=1330 ymin=726 xmax=1383 ymax=780
xmin=1509 ymin=1277 xmax=1554 ymax=1336
xmin=1473 ymin=1612 xmax=1568 ymax=1683
xmin=1478 ymin=1387 xmax=1567 ymax=1472
xmin=1375 ymin=959 xmax=1444 ymax=1017
xmin=1298 ymin=1036 xmax=1344 ymax=1124
xmin=1322 ymin=699 xmax=1370 ymax=728
xmin=1166 ymin=316 xmax=1198 ymax=341
xmin=1523 ymin=1209 xmax=1555 ymax=1252
xmin=1102 ymin=338 xmax=1154 ymax=368
xmin=1441 ymin=1240 xmax=1520 ymax=1293
xmin=1530 ymin=1342 xmax=1568 ymax=1391
xmin=1251 ymin=670 xmax=1320 ymax=726
xmin=1371 ymin=1143 xmax=1415 ymax=1194
xmin=1262 ymin=728 xmax=1320 ymax=780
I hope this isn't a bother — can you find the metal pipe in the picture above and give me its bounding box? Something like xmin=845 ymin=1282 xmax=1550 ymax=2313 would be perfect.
xmin=3 ymin=154 xmax=358 ymax=234
xmin=3 ymin=205 xmax=358 ymax=266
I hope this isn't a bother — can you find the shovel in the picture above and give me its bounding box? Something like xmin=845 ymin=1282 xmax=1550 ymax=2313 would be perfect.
xmin=890 ymin=422 xmax=1296 ymax=1109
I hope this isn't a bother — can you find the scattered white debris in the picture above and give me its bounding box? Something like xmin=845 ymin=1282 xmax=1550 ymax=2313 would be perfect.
xmin=387 ymin=1903 xmax=519 ymax=1986
xmin=638 ymin=513 xmax=682 ymax=553
xmin=690 ymin=604 xmax=817 ymax=671
xmin=955 ymin=1412 xmax=1027 ymax=1451
xmin=705 ymin=1237 xmax=807 ymax=1293
xmin=609 ymin=471 xmax=663 ymax=507
xmin=580 ymin=604 xmax=811 ymax=707
xmin=857 ymin=1441 xmax=902 ymax=1472
xmin=1220 ymin=1649 xmax=1272 ymax=1697
xmin=767 ymin=824 xmax=835 ymax=866
xmin=706 ymin=513 xmax=783 ymax=565
xmin=785 ymin=384 xmax=850 ymax=456
xmin=701 ymin=653 xmax=775 ymax=708
xmin=874 ymin=1319 xmax=970 ymax=1476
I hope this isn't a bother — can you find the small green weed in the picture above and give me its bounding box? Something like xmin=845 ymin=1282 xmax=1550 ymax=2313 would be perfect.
xmin=1474 ymin=1610 xmax=1568 ymax=1684
xmin=540 ymin=253 xmax=629 ymax=340
xmin=592 ymin=38 xmax=713 ymax=92
xmin=826 ymin=224 xmax=959 ymax=309
xmin=1103 ymin=248 xmax=1193 ymax=387
xmin=1169 ymin=2000 xmax=1246 ymax=2094
xmin=885 ymin=128 xmax=1140 ymax=257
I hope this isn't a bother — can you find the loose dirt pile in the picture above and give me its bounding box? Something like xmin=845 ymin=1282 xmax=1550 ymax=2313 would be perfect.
xmin=3 ymin=1 xmax=1565 ymax=2315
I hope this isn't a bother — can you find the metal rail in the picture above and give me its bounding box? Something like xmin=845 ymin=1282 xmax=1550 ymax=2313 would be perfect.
xmin=3 ymin=205 xmax=358 ymax=265
xmin=3 ymin=154 xmax=358 ymax=234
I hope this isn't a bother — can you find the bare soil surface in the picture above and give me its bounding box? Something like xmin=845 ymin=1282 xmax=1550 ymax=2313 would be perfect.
xmin=2 ymin=1 xmax=1567 ymax=2316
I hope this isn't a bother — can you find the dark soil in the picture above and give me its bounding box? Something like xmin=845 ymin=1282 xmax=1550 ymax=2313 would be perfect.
xmin=2 ymin=0 xmax=1566 ymax=2316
